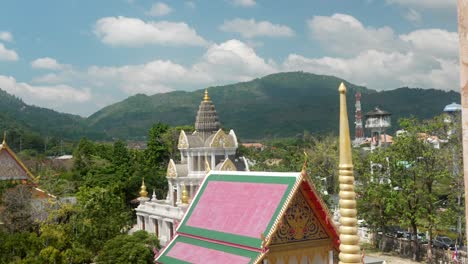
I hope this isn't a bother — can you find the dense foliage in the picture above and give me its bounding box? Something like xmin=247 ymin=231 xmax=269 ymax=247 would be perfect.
xmin=0 ymin=123 xmax=176 ymax=263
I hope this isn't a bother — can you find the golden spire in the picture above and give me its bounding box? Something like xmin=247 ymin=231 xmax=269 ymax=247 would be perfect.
xmin=2 ymin=131 xmax=6 ymax=145
xmin=181 ymin=184 xmax=189 ymax=204
xmin=338 ymin=82 xmax=361 ymax=263
xmin=139 ymin=178 xmax=148 ymax=198
xmin=203 ymin=89 xmax=210 ymax=102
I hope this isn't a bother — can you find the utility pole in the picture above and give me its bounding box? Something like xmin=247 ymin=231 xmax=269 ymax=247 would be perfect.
xmin=457 ymin=0 xmax=468 ymax=244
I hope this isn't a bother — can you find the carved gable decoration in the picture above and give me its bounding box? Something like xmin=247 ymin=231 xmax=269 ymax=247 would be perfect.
xmin=219 ymin=158 xmax=237 ymax=171
xmin=270 ymin=191 xmax=329 ymax=245
xmin=177 ymin=130 xmax=189 ymax=149
xmin=209 ymin=129 xmax=226 ymax=148
xmin=166 ymin=159 xmax=177 ymax=178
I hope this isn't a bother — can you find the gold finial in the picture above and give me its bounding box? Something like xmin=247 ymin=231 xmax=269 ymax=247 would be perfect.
xmin=203 ymin=89 xmax=210 ymax=102
xmin=338 ymin=82 xmax=361 ymax=263
xmin=339 ymin=82 xmax=346 ymax=94
xmin=2 ymin=131 xmax=6 ymax=145
xmin=181 ymin=184 xmax=189 ymax=204
xmin=139 ymin=178 xmax=148 ymax=198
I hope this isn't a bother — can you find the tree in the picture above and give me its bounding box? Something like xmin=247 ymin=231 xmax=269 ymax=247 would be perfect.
xmin=358 ymin=117 xmax=451 ymax=261
xmin=145 ymin=123 xmax=170 ymax=172
xmin=71 ymin=186 xmax=132 ymax=252
xmin=72 ymin=138 xmax=95 ymax=177
xmin=96 ymin=231 xmax=159 ymax=264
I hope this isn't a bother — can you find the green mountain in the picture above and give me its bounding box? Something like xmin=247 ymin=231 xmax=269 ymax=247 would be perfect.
xmin=88 ymin=72 xmax=460 ymax=140
xmin=0 ymin=89 xmax=104 ymax=151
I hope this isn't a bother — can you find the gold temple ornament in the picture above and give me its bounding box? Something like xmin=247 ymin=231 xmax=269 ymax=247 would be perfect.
xmin=338 ymin=82 xmax=361 ymax=264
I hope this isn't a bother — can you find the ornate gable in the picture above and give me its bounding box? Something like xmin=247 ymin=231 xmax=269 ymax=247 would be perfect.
xmin=166 ymin=159 xmax=177 ymax=178
xmin=177 ymin=130 xmax=189 ymax=149
xmin=270 ymin=191 xmax=329 ymax=245
xmin=219 ymin=158 xmax=237 ymax=171
xmin=209 ymin=129 xmax=236 ymax=148
xmin=0 ymin=144 xmax=35 ymax=181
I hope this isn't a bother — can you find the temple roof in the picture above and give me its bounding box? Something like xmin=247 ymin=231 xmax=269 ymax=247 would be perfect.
xmin=194 ymin=90 xmax=221 ymax=140
xmin=0 ymin=142 xmax=35 ymax=181
xmin=365 ymin=107 xmax=391 ymax=117
xmin=156 ymin=171 xmax=338 ymax=264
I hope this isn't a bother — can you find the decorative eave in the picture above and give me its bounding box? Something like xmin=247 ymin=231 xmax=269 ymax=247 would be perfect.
xmin=228 ymin=129 xmax=239 ymax=148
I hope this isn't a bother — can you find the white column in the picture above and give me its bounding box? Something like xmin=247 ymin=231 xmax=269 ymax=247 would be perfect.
xmin=176 ymin=182 xmax=181 ymax=204
xmin=187 ymin=152 xmax=192 ymax=172
xmin=211 ymin=152 xmax=215 ymax=169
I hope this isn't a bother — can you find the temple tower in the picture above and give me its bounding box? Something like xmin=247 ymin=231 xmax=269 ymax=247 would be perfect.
xmin=194 ymin=90 xmax=221 ymax=141
xmin=365 ymin=107 xmax=391 ymax=150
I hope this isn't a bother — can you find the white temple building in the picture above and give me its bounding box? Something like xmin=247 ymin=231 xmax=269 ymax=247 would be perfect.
xmin=135 ymin=89 xmax=249 ymax=246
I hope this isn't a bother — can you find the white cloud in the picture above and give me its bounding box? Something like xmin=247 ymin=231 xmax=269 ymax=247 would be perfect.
xmin=386 ymin=0 xmax=456 ymax=9
xmin=230 ymin=0 xmax=256 ymax=7
xmin=307 ymin=13 xmax=401 ymax=55
xmin=404 ymin=9 xmax=422 ymax=24
xmin=94 ymin=16 xmax=207 ymax=46
xmin=400 ymin=29 xmax=458 ymax=59
xmin=0 ymin=75 xmax=91 ymax=107
xmin=294 ymin=13 xmax=459 ymax=91
xmin=282 ymin=50 xmax=442 ymax=90
xmin=147 ymin=2 xmax=172 ymax=17
xmin=0 ymin=43 xmax=18 ymax=61
xmin=31 ymin=57 xmax=69 ymax=70
xmin=85 ymin=39 xmax=276 ymax=94
xmin=220 ymin=18 xmax=295 ymax=38
xmin=194 ymin=39 xmax=277 ymax=82
xmin=0 ymin=31 xmax=13 ymax=42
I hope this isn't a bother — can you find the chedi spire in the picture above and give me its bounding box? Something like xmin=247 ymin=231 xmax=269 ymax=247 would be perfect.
xmin=195 ymin=89 xmax=220 ymax=140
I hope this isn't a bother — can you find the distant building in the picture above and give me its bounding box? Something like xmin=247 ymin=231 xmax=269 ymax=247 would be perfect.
xmin=135 ymin=90 xmax=249 ymax=246
xmin=0 ymin=137 xmax=57 ymax=224
xmin=0 ymin=138 xmax=36 ymax=183
xmin=365 ymin=107 xmax=391 ymax=150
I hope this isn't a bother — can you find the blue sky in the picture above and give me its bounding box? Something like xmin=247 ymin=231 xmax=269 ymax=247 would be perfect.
xmin=0 ymin=0 xmax=458 ymax=116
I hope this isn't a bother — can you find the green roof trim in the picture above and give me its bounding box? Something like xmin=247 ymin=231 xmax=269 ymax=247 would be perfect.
xmin=178 ymin=174 xmax=297 ymax=248
xmin=157 ymin=235 xmax=261 ymax=264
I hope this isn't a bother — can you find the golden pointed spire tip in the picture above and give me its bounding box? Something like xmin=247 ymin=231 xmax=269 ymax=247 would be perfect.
xmin=338 ymin=82 xmax=347 ymax=93
xmin=2 ymin=131 xmax=6 ymax=145
xmin=139 ymin=178 xmax=148 ymax=198
xmin=203 ymin=89 xmax=211 ymax=102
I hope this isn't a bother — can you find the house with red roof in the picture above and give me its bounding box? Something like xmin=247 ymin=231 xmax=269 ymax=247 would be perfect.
xmin=155 ymin=170 xmax=339 ymax=264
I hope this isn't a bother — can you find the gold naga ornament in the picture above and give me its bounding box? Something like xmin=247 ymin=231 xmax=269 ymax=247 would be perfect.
xmin=338 ymin=83 xmax=361 ymax=263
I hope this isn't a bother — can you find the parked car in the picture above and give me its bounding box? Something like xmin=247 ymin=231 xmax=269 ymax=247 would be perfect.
xmin=433 ymin=236 xmax=455 ymax=250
